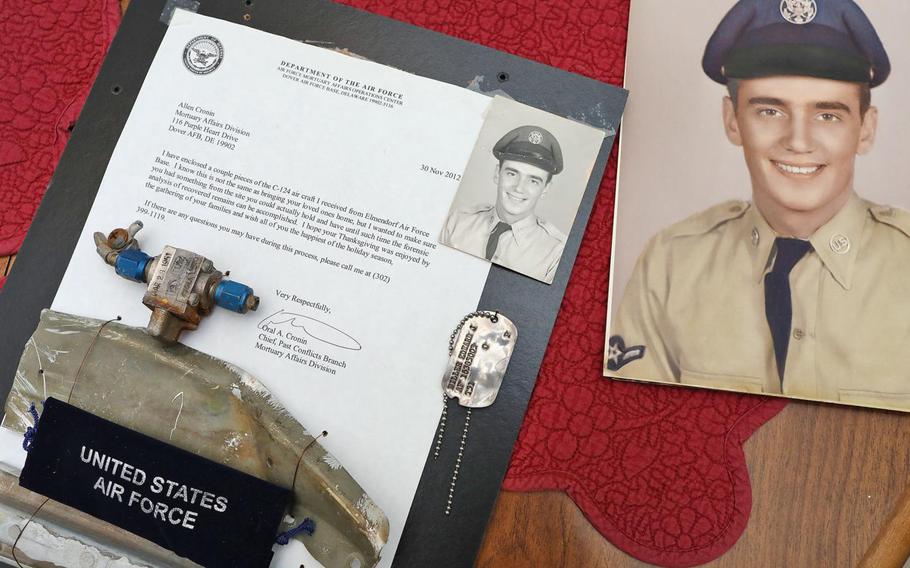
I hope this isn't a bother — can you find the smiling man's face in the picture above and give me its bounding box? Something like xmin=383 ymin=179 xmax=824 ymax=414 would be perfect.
xmin=493 ymin=159 xmax=551 ymax=224
xmin=723 ymin=76 xmax=877 ymax=232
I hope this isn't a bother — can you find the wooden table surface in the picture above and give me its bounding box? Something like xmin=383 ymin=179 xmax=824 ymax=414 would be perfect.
xmin=3 ymin=1 xmax=910 ymax=566
xmin=476 ymin=402 xmax=910 ymax=567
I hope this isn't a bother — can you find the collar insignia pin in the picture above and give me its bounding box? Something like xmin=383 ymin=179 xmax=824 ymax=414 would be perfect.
xmin=830 ymin=234 xmax=851 ymax=255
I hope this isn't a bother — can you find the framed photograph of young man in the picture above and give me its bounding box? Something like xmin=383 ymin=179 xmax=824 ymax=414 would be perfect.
xmin=441 ymin=96 xmax=606 ymax=284
xmin=605 ymin=1 xmax=910 ymax=412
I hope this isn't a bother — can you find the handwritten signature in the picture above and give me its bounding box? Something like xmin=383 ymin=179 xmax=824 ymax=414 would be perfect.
xmin=257 ymin=309 xmax=362 ymax=351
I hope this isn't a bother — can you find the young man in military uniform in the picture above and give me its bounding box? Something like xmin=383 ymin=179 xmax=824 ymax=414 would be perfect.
xmin=607 ymin=0 xmax=910 ymax=410
xmin=441 ymin=125 xmax=566 ymax=284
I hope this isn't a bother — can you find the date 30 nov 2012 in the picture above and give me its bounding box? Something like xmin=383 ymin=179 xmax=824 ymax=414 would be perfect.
xmin=420 ymin=163 xmax=462 ymax=182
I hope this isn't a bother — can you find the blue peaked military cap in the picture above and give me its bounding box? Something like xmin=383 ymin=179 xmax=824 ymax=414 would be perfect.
xmin=703 ymin=0 xmax=890 ymax=87
xmin=493 ymin=125 xmax=564 ymax=175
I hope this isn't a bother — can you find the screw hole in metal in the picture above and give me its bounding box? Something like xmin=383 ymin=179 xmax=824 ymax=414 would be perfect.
xmin=497 ymin=72 xmax=509 ymax=83
xmin=111 ymin=85 xmax=122 ymax=95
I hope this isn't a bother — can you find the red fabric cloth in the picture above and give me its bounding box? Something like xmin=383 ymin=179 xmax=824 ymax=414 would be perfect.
xmin=337 ymin=1 xmax=788 ymax=566
xmin=0 ymin=0 xmax=121 ymax=257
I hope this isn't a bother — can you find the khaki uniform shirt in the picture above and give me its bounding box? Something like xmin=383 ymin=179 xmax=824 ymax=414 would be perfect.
xmin=441 ymin=204 xmax=565 ymax=283
xmin=607 ymin=193 xmax=910 ymax=411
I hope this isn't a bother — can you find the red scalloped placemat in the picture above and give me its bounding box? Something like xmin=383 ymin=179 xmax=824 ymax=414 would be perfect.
xmin=337 ymin=1 xmax=788 ymax=566
xmin=0 ymin=0 xmax=121 ymax=258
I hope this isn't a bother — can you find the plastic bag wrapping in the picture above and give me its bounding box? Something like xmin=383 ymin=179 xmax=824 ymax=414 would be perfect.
xmin=1 ymin=309 xmax=388 ymax=568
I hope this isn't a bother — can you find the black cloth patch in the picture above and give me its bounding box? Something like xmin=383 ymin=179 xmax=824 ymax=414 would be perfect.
xmin=606 ymin=335 xmax=645 ymax=371
xmin=19 ymin=397 xmax=291 ymax=568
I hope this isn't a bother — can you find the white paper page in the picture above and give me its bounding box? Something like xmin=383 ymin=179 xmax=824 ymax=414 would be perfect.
xmin=52 ymin=10 xmax=491 ymax=567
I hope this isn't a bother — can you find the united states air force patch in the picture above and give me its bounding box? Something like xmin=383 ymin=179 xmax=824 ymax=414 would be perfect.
xmin=183 ymin=35 xmax=224 ymax=75
xmin=606 ymin=336 xmax=645 ymax=371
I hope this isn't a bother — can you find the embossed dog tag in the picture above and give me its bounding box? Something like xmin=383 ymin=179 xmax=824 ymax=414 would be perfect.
xmin=435 ymin=311 xmax=518 ymax=515
xmin=442 ymin=312 xmax=517 ymax=408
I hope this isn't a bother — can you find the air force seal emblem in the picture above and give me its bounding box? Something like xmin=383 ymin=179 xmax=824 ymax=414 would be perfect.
xmin=183 ymin=35 xmax=224 ymax=75
xmin=780 ymin=0 xmax=817 ymax=25
xmin=606 ymin=336 xmax=645 ymax=371
xmin=528 ymin=130 xmax=543 ymax=145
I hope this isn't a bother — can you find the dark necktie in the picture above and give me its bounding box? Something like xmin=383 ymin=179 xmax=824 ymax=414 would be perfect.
xmin=764 ymin=237 xmax=812 ymax=383
xmin=485 ymin=221 xmax=511 ymax=260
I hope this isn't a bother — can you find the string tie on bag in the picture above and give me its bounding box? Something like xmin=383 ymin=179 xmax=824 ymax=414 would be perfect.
xmin=275 ymin=517 xmax=316 ymax=544
xmin=22 ymin=402 xmax=40 ymax=452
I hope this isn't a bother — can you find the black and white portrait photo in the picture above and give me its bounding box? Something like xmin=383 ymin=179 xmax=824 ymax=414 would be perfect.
xmin=440 ymin=96 xmax=605 ymax=284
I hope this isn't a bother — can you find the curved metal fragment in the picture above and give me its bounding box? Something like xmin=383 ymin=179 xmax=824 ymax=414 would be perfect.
xmin=2 ymin=310 xmax=388 ymax=568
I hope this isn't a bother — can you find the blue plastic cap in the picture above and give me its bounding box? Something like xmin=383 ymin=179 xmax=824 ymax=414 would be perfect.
xmin=214 ymin=280 xmax=254 ymax=313
xmin=115 ymin=249 xmax=151 ymax=282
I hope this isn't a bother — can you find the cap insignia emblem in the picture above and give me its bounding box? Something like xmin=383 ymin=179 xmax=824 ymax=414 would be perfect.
xmin=528 ymin=130 xmax=543 ymax=145
xmin=780 ymin=0 xmax=817 ymax=25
